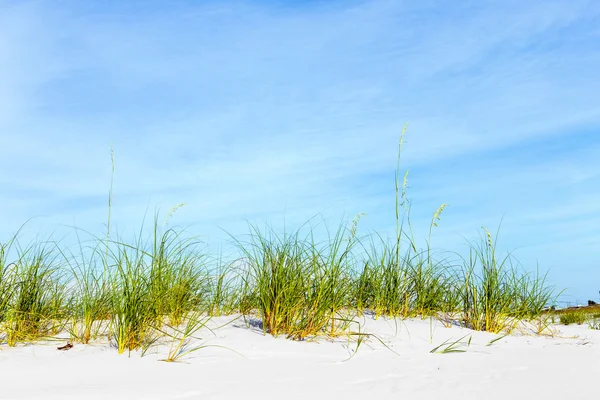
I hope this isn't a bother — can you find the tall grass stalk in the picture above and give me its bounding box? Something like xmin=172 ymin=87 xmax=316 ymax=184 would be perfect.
xmin=106 ymin=146 xmax=114 ymax=263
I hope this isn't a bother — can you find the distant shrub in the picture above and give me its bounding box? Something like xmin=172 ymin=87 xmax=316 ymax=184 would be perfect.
xmin=559 ymin=311 xmax=586 ymax=325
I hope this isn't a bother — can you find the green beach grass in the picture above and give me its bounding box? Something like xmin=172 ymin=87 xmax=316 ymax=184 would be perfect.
xmin=0 ymin=132 xmax=560 ymax=352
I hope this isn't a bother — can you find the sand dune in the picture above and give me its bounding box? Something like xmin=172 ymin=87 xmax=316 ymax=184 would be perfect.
xmin=1 ymin=316 xmax=598 ymax=400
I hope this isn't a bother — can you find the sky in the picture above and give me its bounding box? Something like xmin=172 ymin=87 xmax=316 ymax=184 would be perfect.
xmin=1 ymin=0 xmax=599 ymax=304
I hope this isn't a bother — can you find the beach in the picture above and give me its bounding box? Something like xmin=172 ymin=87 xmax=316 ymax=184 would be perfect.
xmin=2 ymin=316 xmax=598 ymax=400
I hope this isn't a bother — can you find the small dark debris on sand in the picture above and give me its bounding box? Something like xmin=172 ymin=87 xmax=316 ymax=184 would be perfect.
xmin=57 ymin=342 xmax=73 ymax=351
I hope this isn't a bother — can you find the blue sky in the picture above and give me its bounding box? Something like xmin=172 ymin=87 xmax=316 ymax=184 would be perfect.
xmin=1 ymin=0 xmax=599 ymax=303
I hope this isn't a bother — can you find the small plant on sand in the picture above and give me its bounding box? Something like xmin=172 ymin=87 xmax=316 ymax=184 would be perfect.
xmin=531 ymin=314 xmax=555 ymax=336
xmin=559 ymin=311 xmax=587 ymax=325
xmin=588 ymin=315 xmax=600 ymax=330
xmin=430 ymin=334 xmax=472 ymax=354
xmin=159 ymin=311 xmax=212 ymax=362
xmin=486 ymin=334 xmax=508 ymax=347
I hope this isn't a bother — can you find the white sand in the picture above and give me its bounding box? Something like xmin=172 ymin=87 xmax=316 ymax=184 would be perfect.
xmin=1 ymin=316 xmax=598 ymax=400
